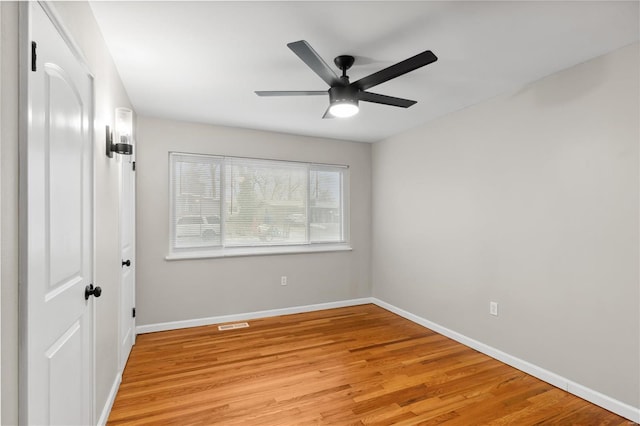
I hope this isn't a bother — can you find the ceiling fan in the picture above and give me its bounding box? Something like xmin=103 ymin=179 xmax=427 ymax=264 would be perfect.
xmin=255 ymin=40 xmax=437 ymax=119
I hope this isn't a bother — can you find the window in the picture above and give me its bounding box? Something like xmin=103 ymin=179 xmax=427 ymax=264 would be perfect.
xmin=170 ymin=153 xmax=348 ymax=257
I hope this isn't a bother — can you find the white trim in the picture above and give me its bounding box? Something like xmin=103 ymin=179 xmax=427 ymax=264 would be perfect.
xmin=371 ymin=298 xmax=640 ymax=423
xmin=165 ymin=244 xmax=352 ymax=261
xmin=96 ymin=373 xmax=121 ymax=426
xmin=37 ymin=1 xmax=93 ymax=79
xmin=136 ymin=298 xmax=373 ymax=334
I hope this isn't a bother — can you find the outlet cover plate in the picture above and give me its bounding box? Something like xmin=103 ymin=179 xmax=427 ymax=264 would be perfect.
xmin=490 ymin=301 xmax=499 ymax=316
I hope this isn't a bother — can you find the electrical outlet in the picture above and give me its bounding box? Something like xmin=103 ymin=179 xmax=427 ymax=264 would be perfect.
xmin=489 ymin=301 xmax=499 ymax=316
xmin=281 ymin=276 xmax=287 ymax=286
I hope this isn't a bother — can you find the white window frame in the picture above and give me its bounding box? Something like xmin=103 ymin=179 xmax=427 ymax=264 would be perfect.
xmin=167 ymin=152 xmax=351 ymax=260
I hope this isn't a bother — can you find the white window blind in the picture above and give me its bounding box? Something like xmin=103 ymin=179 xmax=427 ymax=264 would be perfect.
xmin=170 ymin=154 xmax=222 ymax=250
xmin=310 ymin=165 xmax=344 ymax=243
xmin=169 ymin=152 xmax=348 ymax=256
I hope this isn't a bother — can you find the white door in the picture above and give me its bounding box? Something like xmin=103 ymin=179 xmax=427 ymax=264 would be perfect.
xmin=120 ymin=140 xmax=136 ymax=370
xmin=22 ymin=3 xmax=95 ymax=425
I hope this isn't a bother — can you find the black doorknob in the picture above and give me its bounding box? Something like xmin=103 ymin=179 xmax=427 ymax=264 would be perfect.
xmin=85 ymin=284 xmax=103 ymax=300
xmin=122 ymin=259 xmax=131 ymax=267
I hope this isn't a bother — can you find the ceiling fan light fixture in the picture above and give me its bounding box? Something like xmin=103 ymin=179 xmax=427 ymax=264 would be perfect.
xmin=329 ymin=100 xmax=359 ymax=118
xmin=328 ymin=85 xmax=359 ymax=118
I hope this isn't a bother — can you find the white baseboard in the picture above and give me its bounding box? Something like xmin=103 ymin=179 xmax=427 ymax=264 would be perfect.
xmin=371 ymin=298 xmax=640 ymax=423
xmin=97 ymin=372 xmax=122 ymax=426
xmin=136 ymin=297 xmax=374 ymax=334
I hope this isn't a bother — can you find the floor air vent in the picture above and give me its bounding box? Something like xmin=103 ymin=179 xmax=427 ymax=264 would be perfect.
xmin=218 ymin=322 xmax=249 ymax=331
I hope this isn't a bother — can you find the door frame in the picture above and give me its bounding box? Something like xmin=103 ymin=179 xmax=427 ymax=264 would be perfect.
xmin=18 ymin=1 xmax=97 ymax=423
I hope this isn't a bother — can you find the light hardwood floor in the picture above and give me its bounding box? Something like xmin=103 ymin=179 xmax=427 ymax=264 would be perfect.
xmin=108 ymin=304 xmax=635 ymax=425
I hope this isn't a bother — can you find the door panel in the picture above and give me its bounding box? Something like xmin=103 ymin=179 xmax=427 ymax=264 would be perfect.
xmin=47 ymin=65 xmax=84 ymax=289
xmin=23 ymin=3 xmax=94 ymax=425
xmin=47 ymin=321 xmax=84 ymax=425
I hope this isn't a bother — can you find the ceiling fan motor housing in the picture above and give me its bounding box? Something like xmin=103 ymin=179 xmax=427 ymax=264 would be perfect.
xmin=329 ymin=85 xmax=359 ymax=106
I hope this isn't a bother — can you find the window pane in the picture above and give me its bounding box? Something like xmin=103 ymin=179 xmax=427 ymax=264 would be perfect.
xmin=170 ymin=153 xmax=347 ymax=255
xmin=171 ymin=154 xmax=222 ymax=249
xmin=225 ymin=159 xmax=307 ymax=246
xmin=309 ymin=167 xmax=343 ymax=242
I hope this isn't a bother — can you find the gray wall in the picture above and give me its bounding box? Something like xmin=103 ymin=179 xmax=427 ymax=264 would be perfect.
xmin=1 ymin=2 xmax=134 ymax=423
xmin=1 ymin=2 xmax=19 ymax=423
xmin=136 ymin=117 xmax=371 ymax=326
xmin=372 ymin=43 xmax=639 ymax=407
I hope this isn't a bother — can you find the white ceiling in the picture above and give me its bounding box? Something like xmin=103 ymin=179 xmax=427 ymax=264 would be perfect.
xmin=89 ymin=1 xmax=639 ymax=143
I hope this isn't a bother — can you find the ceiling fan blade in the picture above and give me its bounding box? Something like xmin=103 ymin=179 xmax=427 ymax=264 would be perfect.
xmin=358 ymin=91 xmax=416 ymax=108
xmin=287 ymin=40 xmax=341 ymax=87
xmin=322 ymin=107 xmax=335 ymax=119
xmin=352 ymin=50 xmax=437 ymax=91
xmin=255 ymin=91 xmax=327 ymax=96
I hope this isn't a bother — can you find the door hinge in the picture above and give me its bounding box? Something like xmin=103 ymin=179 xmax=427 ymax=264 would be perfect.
xmin=132 ymin=161 xmax=136 ymax=171
xmin=132 ymin=307 xmax=136 ymax=318
xmin=31 ymin=41 xmax=37 ymax=72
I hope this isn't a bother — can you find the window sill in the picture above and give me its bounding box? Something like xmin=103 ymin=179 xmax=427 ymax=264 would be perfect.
xmin=165 ymin=244 xmax=353 ymax=261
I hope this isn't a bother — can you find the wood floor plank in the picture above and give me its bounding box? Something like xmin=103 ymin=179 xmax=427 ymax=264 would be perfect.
xmin=108 ymin=304 xmax=635 ymax=425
